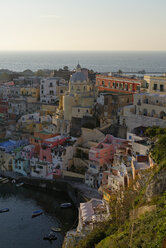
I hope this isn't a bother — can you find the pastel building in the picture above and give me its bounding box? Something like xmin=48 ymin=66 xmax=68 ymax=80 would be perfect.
xmin=131 ymin=155 xmax=150 ymax=180
xmin=40 ymin=77 xmax=65 ymax=104
xmin=13 ymin=144 xmax=35 ymax=176
xmin=55 ymin=64 xmax=96 ymax=135
xmin=144 ymin=75 xmax=166 ymax=94
xmin=30 ymin=131 xmax=58 ymax=154
xmin=0 ymin=139 xmax=28 ymax=153
xmin=85 ymin=135 xmax=126 ymax=188
xmin=13 ymin=158 xmax=29 ymax=176
xmin=96 ymin=74 xmax=141 ymax=94
xmin=30 ymin=158 xmax=54 ymax=179
xmin=120 ymin=93 xmax=166 ymax=132
xmin=39 ymin=136 xmax=69 ymax=162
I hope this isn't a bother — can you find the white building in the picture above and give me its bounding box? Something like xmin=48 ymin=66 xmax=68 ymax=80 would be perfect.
xmin=30 ymin=157 xmax=54 ymax=179
xmin=40 ymin=77 xmax=65 ymax=104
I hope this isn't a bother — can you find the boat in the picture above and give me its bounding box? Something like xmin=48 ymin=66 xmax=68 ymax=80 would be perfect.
xmin=12 ymin=179 xmax=16 ymax=184
xmin=32 ymin=210 xmax=43 ymax=218
xmin=16 ymin=182 xmax=24 ymax=187
xmin=0 ymin=208 xmax=9 ymax=213
xmin=0 ymin=178 xmax=8 ymax=183
xmin=1 ymin=179 xmax=9 ymax=184
xmin=60 ymin=203 xmax=72 ymax=208
xmin=43 ymin=233 xmax=57 ymax=241
xmin=51 ymin=227 xmax=61 ymax=232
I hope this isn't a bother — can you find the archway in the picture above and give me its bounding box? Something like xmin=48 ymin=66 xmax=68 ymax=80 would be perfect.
xmin=160 ymin=111 xmax=166 ymax=119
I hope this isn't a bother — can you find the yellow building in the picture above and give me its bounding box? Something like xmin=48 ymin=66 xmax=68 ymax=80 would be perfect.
xmin=20 ymin=86 xmax=40 ymax=100
xmin=63 ymin=64 xmax=96 ymax=121
xmin=144 ymin=75 xmax=166 ymax=94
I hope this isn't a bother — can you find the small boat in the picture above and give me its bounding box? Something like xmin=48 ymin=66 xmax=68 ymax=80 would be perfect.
xmin=2 ymin=179 xmax=9 ymax=184
xmin=0 ymin=208 xmax=9 ymax=213
xmin=51 ymin=227 xmax=61 ymax=232
xmin=60 ymin=203 xmax=72 ymax=208
xmin=43 ymin=233 xmax=57 ymax=241
xmin=32 ymin=210 xmax=43 ymax=218
xmin=16 ymin=182 xmax=24 ymax=187
xmin=0 ymin=178 xmax=8 ymax=183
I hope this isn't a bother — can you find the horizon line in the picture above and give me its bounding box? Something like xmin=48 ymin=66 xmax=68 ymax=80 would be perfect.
xmin=0 ymin=50 xmax=166 ymax=52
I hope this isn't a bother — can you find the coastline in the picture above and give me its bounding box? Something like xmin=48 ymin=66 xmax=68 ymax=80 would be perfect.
xmin=0 ymin=170 xmax=101 ymax=205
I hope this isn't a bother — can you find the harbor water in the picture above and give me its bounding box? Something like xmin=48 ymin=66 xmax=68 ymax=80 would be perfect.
xmin=0 ymin=182 xmax=77 ymax=248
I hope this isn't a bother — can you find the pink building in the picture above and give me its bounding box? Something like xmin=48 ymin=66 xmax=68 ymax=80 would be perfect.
xmin=21 ymin=145 xmax=35 ymax=160
xmin=39 ymin=136 xmax=69 ymax=162
xmin=89 ymin=135 xmax=126 ymax=172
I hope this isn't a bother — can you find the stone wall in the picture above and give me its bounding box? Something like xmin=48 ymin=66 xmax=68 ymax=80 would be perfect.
xmin=145 ymin=169 xmax=166 ymax=201
xmin=120 ymin=113 xmax=166 ymax=132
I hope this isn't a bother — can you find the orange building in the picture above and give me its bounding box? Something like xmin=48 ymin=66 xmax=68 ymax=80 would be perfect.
xmin=96 ymin=74 xmax=141 ymax=94
xmin=30 ymin=131 xmax=59 ymax=154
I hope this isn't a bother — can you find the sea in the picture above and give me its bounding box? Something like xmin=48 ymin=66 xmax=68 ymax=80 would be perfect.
xmin=0 ymin=183 xmax=77 ymax=248
xmin=0 ymin=51 xmax=166 ymax=73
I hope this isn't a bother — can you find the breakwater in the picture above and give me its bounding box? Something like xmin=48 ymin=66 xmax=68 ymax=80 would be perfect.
xmin=0 ymin=170 xmax=101 ymax=207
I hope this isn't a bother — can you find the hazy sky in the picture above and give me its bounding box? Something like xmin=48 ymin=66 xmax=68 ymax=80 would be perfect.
xmin=0 ymin=0 xmax=166 ymax=51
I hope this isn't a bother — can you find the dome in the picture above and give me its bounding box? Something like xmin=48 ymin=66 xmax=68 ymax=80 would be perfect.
xmin=71 ymin=71 xmax=87 ymax=83
xmin=76 ymin=63 xmax=81 ymax=70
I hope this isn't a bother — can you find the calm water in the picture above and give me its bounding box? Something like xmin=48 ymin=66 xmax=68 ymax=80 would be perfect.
xmin=0 ymin=183 xmax=77 ymax=248
xmin=0 ymin=51 xmax=166 ymax=73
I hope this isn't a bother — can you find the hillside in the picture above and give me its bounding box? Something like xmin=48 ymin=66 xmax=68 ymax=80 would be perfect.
xmin=75 ymin=127 xmax=166 ymax=248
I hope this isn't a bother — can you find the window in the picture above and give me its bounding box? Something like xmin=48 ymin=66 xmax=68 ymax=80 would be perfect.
xmin=49 ymin=82 xmax=53 ymax=87
xmin=136 ymin=85 xmax=140 ymax=92
xmin=120 ymin=83 xmax=123 ymax=89
xmin=50 ymin=90 xmax=54 ymax=95
xmin=160 ymin=84 xmax=164 ymax=92
xmin=102 ymin=80 xmax=105 ymax=86
xmin=78 ymin=109 xmax=80 ymax=112
xmin=129 ymin=84 xmax=133 ymax=91
xmin=86 ymin=109 xmax=88 ymax=113
xmin=41 ymin=85 xmax=44 ymax=89
xmin=113 ymin=82 xmax=115 ymax=88
xmin=60 ymin=89 xmax=63 ymax=93
xmin=116 ymin=82 xmax=119 ymax=88
xmin=125 ymin=83 xmax=128 ymax=90
xmin=153 ymin=84 xmax=157 ymax=90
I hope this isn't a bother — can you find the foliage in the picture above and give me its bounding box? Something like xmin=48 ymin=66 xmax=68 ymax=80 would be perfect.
xmin=75 ymin=127 xmax=166 ymax=248
xmin=96 ymin=192 xmax=166 ymax=248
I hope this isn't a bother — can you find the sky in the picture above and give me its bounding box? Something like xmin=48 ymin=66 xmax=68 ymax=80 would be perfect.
xmin=0 ymin=0 xmax=166 ymax=51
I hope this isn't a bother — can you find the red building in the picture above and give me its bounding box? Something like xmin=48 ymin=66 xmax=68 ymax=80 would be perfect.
xmin=96 ymin=74 xmax=141 ymax=94
xmin=0 ymin=98 xmax=8 ymax=114
xmin=39 ymin=136 xmax=70 ymax=162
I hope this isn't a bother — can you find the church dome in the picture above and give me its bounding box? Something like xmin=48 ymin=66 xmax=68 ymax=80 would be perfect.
xmin=76 ymin=63 xmax=81 ymax=70
xmin=71 ymin=71 xmax=87 ymax=83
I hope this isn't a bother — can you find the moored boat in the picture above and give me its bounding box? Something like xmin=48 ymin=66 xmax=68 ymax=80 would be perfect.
xmin=1 ymin=179 xmax=9 ymax=184
xmin=16 ymin=182 xmax=24 ymax=187
xmin=51 ymin=227 xmax=61 ymax=232
xmin=0 ymin=208 xmax=9 ymax=213
xmin=60 ymin=203 xmax=72 ymax=208
xmin=43 ymin=233 xmax=57 ymax=241
xmin=0 ymin=178 xmax=8 ymax=183
xmin=32 ymin=210 xmax=43 ymax=218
